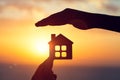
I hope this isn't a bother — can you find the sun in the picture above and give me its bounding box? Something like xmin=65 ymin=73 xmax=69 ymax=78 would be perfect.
xmin=32 ymin=38 xmax=49 ymax=57
xmin=35 ymin=42 xmax=49 ymax=53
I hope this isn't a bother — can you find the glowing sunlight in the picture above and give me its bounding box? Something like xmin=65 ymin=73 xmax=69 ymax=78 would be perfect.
xmin=35 ymin=41 xmax=49 ymax=54
xmin=32 ymin=37 xmax=49 ymax=57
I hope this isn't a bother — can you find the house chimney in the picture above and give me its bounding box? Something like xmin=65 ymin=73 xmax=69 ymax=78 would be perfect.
xmin=51 ymin=34 xmax=56 ymax=40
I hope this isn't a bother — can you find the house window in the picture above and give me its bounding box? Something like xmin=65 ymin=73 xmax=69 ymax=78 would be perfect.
xmin=55 ymin=45 xmax=67 ymax=58
xmin=62 ymin=52 xmax=67 ymax=57
xmin=55 ymin=52 xmax=60 ymax=57
xmin=61 ymin=45 xmax=67 ymax=51
xmin=55 ymin=45 xmax=60 ymax=51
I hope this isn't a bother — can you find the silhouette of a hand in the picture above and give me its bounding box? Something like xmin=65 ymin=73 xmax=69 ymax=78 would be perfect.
xmin=35 ymin=8 xmax=120 ymax=32
xmin=31 ymin=57 xmax=56 ymax=80
xmin=35 ymin=8 xmax=89 ymax=30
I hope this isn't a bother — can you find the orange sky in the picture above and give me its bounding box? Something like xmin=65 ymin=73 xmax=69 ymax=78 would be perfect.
xmin=0 ymin=0 xmax=120 ymax=67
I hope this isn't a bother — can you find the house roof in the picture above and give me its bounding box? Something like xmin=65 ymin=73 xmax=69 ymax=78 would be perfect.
xmin=49 ymin=34 xmax=73 ymax=44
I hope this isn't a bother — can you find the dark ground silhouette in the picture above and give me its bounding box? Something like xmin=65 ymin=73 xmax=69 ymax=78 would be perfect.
xmin=35 ymin=8 xmax=120 ymax=32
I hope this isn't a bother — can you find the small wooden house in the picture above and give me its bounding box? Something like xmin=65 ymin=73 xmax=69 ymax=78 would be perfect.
xmin=48 ymin=34 xmax=73 ymax=59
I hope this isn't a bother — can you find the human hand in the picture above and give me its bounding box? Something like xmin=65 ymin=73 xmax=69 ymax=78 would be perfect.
xmin=35 ymin=8 xmax=120 ymax=32
xmin=35 ymin=8 xmax=90 ymax=30
xmin=31 ymin=57 xmax=56 ymax=80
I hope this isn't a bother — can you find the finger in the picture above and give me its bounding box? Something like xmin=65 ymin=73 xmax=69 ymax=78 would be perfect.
xmin=35 ymin=9 xmax=70 ymax=27
xmin=35 ymin=19 xmax=48 ymax=27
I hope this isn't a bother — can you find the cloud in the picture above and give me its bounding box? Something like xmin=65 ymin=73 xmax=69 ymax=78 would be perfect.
xmin=102 ymin=0 xmax=120 ymax=12
xmin=103 ymin=4 xmax=119 ymax=12
xmin=0 ymin=0 xmax=41 ymax=11
xmin=76 ymin=0 xmax=120 ymax=15
xmin=0 ymin=0 xmax=120 ymax=20
xmin=63 ymin=0 xmax=87 ymax=3
xmin=0 ymin=0 xmax=45 ymax=19
xmin=88 ymin=0 xmax=120 ymax=12
xmin=54 ymin=0 xmax=120 ymax=15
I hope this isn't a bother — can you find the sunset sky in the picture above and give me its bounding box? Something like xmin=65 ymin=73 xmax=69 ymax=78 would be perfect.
xmin=0 ymin=0 xmax=120 ymax=67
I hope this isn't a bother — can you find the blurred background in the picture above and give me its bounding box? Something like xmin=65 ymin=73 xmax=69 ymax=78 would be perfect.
xmin=0 ymin=0 xmax=120 ymax=80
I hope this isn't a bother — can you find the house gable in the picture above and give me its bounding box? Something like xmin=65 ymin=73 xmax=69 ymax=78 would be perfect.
xmin=49 ymin=34 xmax=73 ymax=45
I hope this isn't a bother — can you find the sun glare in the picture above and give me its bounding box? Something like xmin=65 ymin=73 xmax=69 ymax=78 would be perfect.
xmin=33 ymin=38 xmax=49 ymax=57
xmin=35 ymin=42 xmax=49 ymax=53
